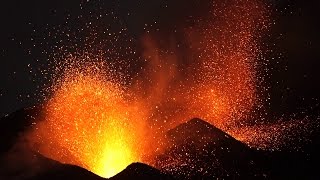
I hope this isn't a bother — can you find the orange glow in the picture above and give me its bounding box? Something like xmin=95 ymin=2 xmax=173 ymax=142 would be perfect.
xmin=28 ymin=0 xmax=271 ymax=178
xmin=29 ymin=70 xmax=152 ymax=178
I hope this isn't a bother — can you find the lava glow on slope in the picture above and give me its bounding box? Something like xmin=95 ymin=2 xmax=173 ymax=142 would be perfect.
xmin=28 ymin=0 xmax=272 ymax=178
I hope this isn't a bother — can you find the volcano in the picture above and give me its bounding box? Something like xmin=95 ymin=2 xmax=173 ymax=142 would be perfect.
xmin=155 ymin=118 xmax=264 ymax=179
xmin=1 ymin=108 xmax=319 ymax=179
xmin=0 ymin=107 xmax=171 ymax=180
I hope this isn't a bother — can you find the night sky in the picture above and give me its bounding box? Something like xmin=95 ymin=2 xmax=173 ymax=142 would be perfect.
xmin=0 ymin=0 xmax=319 ymax=120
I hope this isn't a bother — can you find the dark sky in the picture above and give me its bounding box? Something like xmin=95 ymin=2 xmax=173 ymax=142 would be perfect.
xmin=0 ymin=0 xmax=319 ymax=119
xmin=266 ymin=0 xmax=320 ymax=118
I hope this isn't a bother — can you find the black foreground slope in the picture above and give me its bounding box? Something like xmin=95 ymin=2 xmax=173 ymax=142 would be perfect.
xmin=0 ymin=106 xmax=104 ymax=180
xmin=155 ymin=118 xmax=265 ymax=179
xmin=0 ymin=106 xmax=42 ymax=156
xmin=111 ymin=163 xmax=173 ymax=180
xmin=156 ymin=118 xmax=320 ymax=179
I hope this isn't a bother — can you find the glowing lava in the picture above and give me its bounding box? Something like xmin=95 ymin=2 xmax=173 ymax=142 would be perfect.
xmin=30 ymin=68 xmax=150 ymax=178
xmin=28 ymin=0 xmax=272 ymax=178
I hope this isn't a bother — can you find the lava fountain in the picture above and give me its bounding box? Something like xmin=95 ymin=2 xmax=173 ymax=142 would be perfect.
xmin=29 ymin=62 xmax=152 ymax=178
xmin=28 ymin=0 xmax=271 ymax=178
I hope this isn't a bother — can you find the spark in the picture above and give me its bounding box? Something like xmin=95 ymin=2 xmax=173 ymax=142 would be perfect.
xmin=26 ymin=0 xmax=314 ymax=178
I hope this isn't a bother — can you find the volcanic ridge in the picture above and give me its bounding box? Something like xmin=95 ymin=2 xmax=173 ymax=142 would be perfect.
xmin=0 ymin=108 xmax=319 ymax=179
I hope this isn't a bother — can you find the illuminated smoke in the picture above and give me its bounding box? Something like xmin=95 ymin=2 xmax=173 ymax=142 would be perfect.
xmin=26 ymin=0 xmax=280 ymax=178
xmin=132 ymin=0 xmax=270 ymax=131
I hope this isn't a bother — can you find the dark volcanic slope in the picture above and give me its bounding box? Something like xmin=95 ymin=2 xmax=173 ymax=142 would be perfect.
xmin=0 ymin=106 xmax=42 ymax=156
xmin=32 ymin=162 xmax=173 ymax=180
xmin=0 ymin=146 xmax=105 ymax=180
xmin=28 ymin=164 xmax=106 ymax=180
xmin=110 ymin=163 xmax=173 ymax=180
xmin=1 ymin=146 xmax=168 ymax=180
xmin=155 ymin=118 xmax=265 ymax=179
xmin=2 ymin=108 xmax=320 ymax=179
xmin=0 ymin=106 xmax=108 ymax=180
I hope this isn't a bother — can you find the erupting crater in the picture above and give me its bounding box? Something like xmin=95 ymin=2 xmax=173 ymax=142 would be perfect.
xmin=29 ymin=71 xmax=150 ymax=178
xmin=25 ymin=0 xmax=270 ymax=178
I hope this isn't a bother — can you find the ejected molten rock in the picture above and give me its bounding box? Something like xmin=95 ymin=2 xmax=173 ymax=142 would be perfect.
xmin=30 ymin=71 xmax=150 ymax=178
